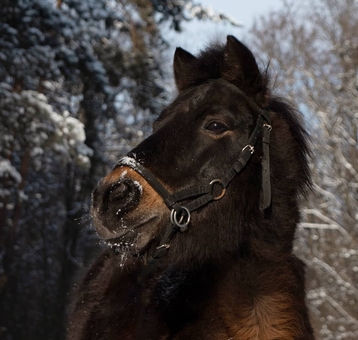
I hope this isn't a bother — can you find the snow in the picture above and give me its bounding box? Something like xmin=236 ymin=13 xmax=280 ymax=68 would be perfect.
xmin=184 ymin=2 xmax=243 ymax=27
xmin=0 ymin=159 xmax=22 ymax=184
xmin=0 ymin=85 xmax=94 ymax=174
xmin=118 ymin=156 xmax=138 ymax=169
xmin=120 ymin=170 xmax=128 ymax=178
xmin=0 ymin=189 xmax=11 ymax=198
xmin=133 ymin=180 xmax=143 ymax=194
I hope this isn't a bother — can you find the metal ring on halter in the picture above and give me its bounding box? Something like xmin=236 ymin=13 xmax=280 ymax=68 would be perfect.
xmin=156 ymin=244 xmax=170 ymax=250
xmin=170 ymin=207 xmax=191 ymax=229
xmin=210 ymin=179 xmax=226 ymax=201
xmin=263 ymin=123 xmax=272 ymax=131
xmin=242 ymin=144 xmax=255 ymax=154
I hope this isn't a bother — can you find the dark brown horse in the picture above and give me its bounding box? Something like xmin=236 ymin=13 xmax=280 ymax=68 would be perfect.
xmin=67 ymin=36 xmax=315 ymax=340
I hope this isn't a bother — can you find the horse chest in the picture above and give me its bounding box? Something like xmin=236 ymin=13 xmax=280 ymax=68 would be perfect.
xmin=105 ymin=274 xmax=295 ymax=340
xmin=218 ymin=296 xmax=302 ymax=340
xmin=99 ymin=268 xmax=227 ymax=339
xmin=112 ymin=265 xmax=297 ymax=338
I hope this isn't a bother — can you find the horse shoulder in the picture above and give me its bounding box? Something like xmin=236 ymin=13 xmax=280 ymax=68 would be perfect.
xmin=216 ymin=258 xmax=314 ymax=340
xmin=221 ymin=293 xmax=311 ymax=340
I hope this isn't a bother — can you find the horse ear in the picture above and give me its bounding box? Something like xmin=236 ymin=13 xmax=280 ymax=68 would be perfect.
xmin=173 ymin=47 xmax=199 ymax=91
xmin=222 ymin=36 xmax=267 ymax=100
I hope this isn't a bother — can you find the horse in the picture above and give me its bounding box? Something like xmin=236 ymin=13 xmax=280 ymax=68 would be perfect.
xmin=67 ymin=36 xmax=315 ymax=340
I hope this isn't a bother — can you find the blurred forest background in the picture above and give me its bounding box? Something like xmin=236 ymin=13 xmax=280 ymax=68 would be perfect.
xmin=0 ymin=0 xmax=357 ymax=339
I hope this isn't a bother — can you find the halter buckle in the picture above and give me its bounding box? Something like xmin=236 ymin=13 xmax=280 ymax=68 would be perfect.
xmin=209 ymin=179 xmax=226 ymax=200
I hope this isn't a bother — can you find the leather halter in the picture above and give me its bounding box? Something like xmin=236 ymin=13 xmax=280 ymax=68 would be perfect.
xmin=114 ymin=109 xmax=272 ymax=260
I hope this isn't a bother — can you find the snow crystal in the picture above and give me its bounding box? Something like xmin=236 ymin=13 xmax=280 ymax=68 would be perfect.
xmin=18 ymin=190 xmax=28 ymax=202
xmin=119 ymin=156 xmax=137 ymax=169
xmin=76 ymin=154 xmax=91 ymax=168
xmin=133 ymin=180 xmax=143 ymax=194
xmin=120 ymin=170 xmax=128 ymax=179
xmin=0 ymin=189 xmax=11 ymax=198
xmin=30 ymin=147 xmax=44 ymax=157
xmin=0 ymin=160 xmax=22 ymax=183
xmin=6 ymin=203 xmax=15 ymax=210
xmin=184 ymin=3 xmax=243 ymax=27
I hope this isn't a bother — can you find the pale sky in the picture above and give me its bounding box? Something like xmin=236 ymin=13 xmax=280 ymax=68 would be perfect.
xmin=169 ymin=0 xmax=284 ymax=52
xmin=200 ymin=0 xmax=284 ymax=27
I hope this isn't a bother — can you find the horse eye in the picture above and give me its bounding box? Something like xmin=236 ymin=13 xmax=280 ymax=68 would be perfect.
xmin=205 ymin=122 xmax=228 ymax=134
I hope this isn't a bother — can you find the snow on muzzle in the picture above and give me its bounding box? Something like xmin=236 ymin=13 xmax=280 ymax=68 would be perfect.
xmin=91 ymin=166 xmax=165 ymax=239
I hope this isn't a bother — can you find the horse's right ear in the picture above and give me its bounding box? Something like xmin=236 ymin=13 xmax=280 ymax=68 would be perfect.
xmin=173 ymin=47 xmax=199 ymax=91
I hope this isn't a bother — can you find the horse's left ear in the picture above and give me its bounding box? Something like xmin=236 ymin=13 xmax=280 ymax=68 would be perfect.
xmin=221 ymin=36 xmax=268 ymax=101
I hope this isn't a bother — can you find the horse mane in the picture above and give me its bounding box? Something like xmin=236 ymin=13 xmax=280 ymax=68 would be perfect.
xmin=266 ymin=98 xmax=312 ymax=195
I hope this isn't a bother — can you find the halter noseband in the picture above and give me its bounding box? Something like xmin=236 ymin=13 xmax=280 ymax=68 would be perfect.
xmin=114 ymin=108 xmax=272 ymax=259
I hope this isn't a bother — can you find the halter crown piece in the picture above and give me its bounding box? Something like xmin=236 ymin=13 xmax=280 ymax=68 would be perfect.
xmin=115 ymin=109 xmax=272 ymax=260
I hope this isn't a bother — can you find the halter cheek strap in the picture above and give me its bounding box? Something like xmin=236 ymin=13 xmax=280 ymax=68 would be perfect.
xmin=115 ymin=110 xmax=272 ymax=259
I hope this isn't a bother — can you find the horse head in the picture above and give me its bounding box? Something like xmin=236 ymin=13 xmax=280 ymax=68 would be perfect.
xmin=91 ymin=36 xmax=311 ymax=266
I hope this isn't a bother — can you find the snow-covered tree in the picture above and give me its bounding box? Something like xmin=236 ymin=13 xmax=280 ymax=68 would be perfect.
xmin=249 ymin=1 xmax=358 ymax=338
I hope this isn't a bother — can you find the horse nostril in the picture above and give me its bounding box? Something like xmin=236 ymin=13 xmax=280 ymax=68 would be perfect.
xmin=92 ymin=177 xmax=142 ymax=219
xmin=109 ymin=182 xmax=130 ymax=203
xmin=106 ymin=179 xmax=141 ymax=215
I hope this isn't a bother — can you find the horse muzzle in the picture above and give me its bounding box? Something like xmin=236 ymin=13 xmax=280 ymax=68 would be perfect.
xmin=91 ymin=165 xmax=166 ymax=242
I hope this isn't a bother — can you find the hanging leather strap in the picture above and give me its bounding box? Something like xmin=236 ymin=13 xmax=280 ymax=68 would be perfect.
xmin=262 ymin=123 xmax=272 ymax=209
